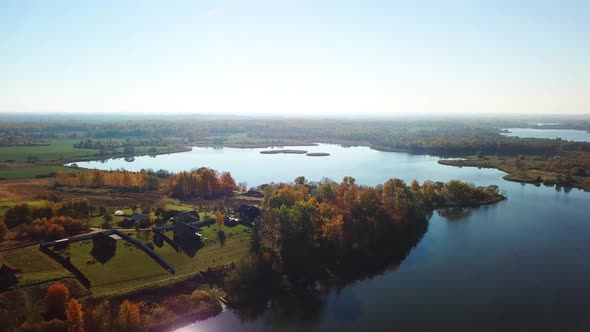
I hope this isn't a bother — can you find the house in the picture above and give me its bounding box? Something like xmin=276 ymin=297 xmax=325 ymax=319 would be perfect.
xmin=238 ymin=204 xmax=261 ymax=222
xmin=131 ymin=212 xmax=145 ymax=223
xmin=173 ymin=211 xmax=200 ymax=223
xmin=91 ymin=232 xmax=119 ymax=263
xmin=173 ymin=222 xmax=203 ymax=257
xmin=118 ymin=218 xmax=134 ymax=228
xmin=244 ymin=190 xmax=264 ymax=198
xmin=0 ymin=264 xmax=19 ymax=289
xmin=92 ymin=232 xmax=119 ymax=251
xmin=173 ymin=222 xmax=202 ymax=242
xmin=224 ymin=216 xmax=240 ymax=227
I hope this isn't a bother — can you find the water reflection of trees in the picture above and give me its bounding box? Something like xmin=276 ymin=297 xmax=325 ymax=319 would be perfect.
xmin=228 ymin=214 xmax=429 ymax=327
xmin=436 ymin=207 xmax=472 ymax=221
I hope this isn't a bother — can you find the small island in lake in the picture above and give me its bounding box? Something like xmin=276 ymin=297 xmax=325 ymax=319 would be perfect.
xmin=259 ymin=150 xmax=331 ymax=156
xmin=260 ymin=149 xmax=308 ymax=154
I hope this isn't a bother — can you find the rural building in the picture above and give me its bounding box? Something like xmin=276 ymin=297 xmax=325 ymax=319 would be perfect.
xmin=91 ymin=232 xmax=120 ymax=263
xmin=53 ymin=238 xmax=69 ymax=251
xmin=244 ymin=190 xmax=264 ymax=198
xmin=238 ymin=204 xmax=261 ymax=222
xmin=131 ymin=212 xmax=145 ymax=223
xmin=225 ymin=216 xmax=240 ymax=227
xmin=173 ymin=222 xmax=202 ymax=242
xmin=0 ymin=264 xmax=19 ymax=289
xmin=92 ymin=232 xmax=119 ymax=251
xmin=173 ymin=210 xmax=200 ymax=223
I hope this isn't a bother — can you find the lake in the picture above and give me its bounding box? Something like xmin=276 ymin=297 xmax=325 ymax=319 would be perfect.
xmin=501 ymin=128 xmax=590 ymax=142
xmin=72 ymin=144 xmax=590 ymax=332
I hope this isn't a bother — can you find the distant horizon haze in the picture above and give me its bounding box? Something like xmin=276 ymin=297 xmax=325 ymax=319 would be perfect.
xmin=1 ymin=0 xmax=588 ymax=115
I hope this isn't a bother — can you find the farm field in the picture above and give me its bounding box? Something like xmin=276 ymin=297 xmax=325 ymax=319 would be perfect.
xmin=0 ymin=246 xmax=71 ymax=285
xmin=0 ymin=165 xmax=75 ymax=180
xmin=0 ymin=140 xmax=97 ymax=162
xmin=0 ymin=223 xmax=250 ymax=300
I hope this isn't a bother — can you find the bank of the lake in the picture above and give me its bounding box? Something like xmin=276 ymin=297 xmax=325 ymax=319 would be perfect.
xmin=68 ymin=143 xmax=590 ymax=332
xmin=501 ymin=128 xmax=590 ymax=142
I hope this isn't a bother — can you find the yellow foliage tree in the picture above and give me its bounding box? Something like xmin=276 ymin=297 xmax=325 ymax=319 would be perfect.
xmin=117 ymin=300 xmax=141 ymax=331
xmin=216 ymin=210 xmax=224 ymax=230
xmin=410 ymin=179 xmax=420 ymax=192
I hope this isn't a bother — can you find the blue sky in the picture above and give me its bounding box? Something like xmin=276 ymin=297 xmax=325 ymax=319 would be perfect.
xmin=1 ymin=0 xmax=588 ymax=115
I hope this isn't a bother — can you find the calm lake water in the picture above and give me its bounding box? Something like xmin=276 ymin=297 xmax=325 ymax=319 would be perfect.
xmin=501 ymin=128 xmax=590 ymax=142
xmin=72 ymin=144 xmax=590 ymax=332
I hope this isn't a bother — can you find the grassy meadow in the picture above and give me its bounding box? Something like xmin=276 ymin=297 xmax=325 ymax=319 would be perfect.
xmin=0 ymin=140 xmax=97 ymax=162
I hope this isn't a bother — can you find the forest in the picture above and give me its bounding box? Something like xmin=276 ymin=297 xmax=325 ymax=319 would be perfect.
xmin=225 ymin=176 xmax=503 ymax=308
xmin=2 ymin=117 xmax=590 ymax=157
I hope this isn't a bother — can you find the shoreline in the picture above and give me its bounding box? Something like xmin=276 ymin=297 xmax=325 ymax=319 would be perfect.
xmin=438 ymin=158 xmax=590 ymax=192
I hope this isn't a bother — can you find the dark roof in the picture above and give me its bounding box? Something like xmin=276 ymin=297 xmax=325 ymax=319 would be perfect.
xmin=131 ymin=212 xmax=145 ymax=221
xmin=174 ymin=221 xmax=200 ymax=234
xmin=0 ymin=264 xmax=16 ymax=274
xmin=0 ymin=264 xmax=18 ymax=284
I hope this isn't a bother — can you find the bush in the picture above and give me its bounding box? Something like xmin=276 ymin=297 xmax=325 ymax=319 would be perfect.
xmin=4 ymin=204 xmax=33 ymax=228
xmin=19 ymin=319 xmax=66 ymax=332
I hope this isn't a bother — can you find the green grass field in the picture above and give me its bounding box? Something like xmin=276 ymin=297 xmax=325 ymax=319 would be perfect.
xmin=0 ymin=200 xmax=50 ymax=218
xmin=0 ymin=140 xmax=97 ymax=162
xmin=0 ymin=246 xmax=72 ymax=285
xmin=0 ymin=165 xmax=76 ymax=180
xmin=58 ymin=225 xmax=250 ymax=295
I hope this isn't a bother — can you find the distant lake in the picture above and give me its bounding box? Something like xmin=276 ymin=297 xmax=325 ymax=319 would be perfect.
xmin=501 ymin=128 xmax=590 ymax=142
xmin=71 ymin=144 xmax=590 ymax=332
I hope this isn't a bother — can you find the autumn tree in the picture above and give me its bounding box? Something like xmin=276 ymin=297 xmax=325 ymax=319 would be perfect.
xmin=322 ymin=214 xmax=344 ymax=246
xmin=294 ymin=176 xmax=307 ymax=185
xmin=117 ymin=300 xmax=141 ymax=331
xmin=91 ymin=300 xmax=111 ymax=332
xmin=216 ymin=210 xmax=224 ymax=230
xmin=341 ymin=176 xmax=356 ymax=185
xmin=46 ymin=282 xmax=69 ymax=319
xmin=103 ymin=212 xmax=113 ymax=225
xmin=422 ymin=181 xmax=436 ymax=202
xmin=66 ymin=299 xmax=84 ymax=332
xmin=410 ymin=179 xmax=420 ymax=192
xmin=219 ymin=171 xmax=237 ymax=195
xmin=0 ymin=221 xmax=7 ymax=242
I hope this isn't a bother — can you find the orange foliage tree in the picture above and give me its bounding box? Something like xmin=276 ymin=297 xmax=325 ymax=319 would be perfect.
xmin=215 ymin=210 xmax=224 ymax=229
xmin=57 ymin=169 xmax=159 ymax=190
xmin=46 ymin=282 xmax=69 ymax=319
xmin=166 ymin=168 xmax=237 ymax=198
xmin=66 ymin=299 xmax=84 ymax=332
xmin=117 ymin=300 xmax=141 ymax=331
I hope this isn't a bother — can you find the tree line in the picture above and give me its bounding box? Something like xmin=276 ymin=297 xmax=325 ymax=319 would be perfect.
xmin=56 ymin=170 xmax=160 ymax=191
xmin=165 ymin=167 xmax=237 ymax=198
